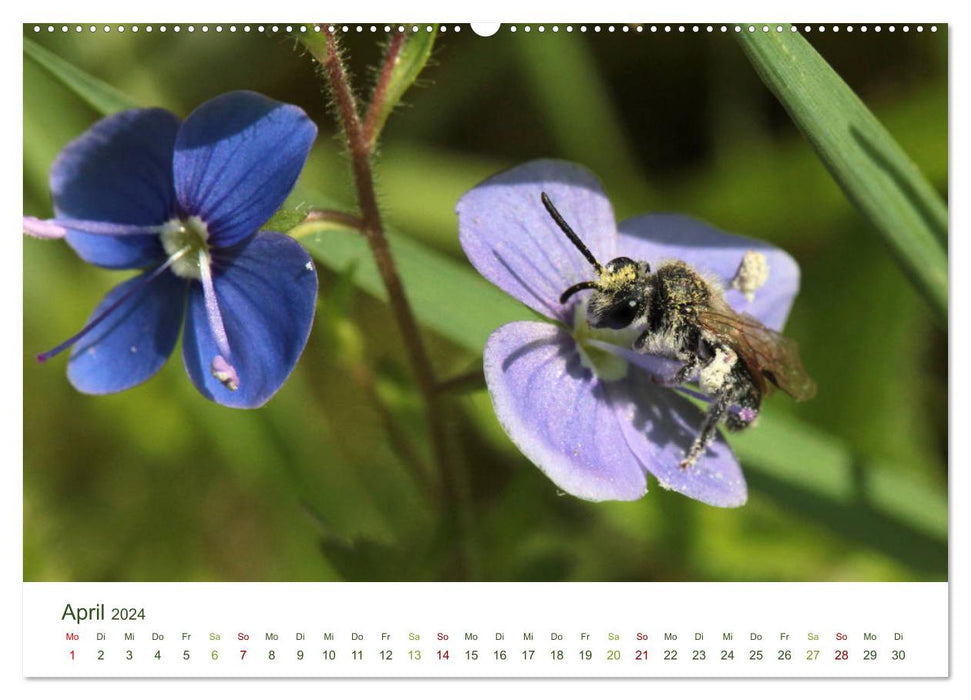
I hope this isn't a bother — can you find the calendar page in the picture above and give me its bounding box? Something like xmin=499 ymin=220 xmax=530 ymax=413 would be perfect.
xmin=20 ymin=9 xmax=951 ymax=689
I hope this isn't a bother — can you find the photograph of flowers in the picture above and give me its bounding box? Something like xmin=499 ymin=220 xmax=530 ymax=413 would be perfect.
xmin=23 ymin=23 xmax=947 ymax=583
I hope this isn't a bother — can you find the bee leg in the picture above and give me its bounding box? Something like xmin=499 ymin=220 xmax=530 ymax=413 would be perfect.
xmin=680 ymin=390 xmax=731 ymax=469
xmin=633 ymin=329 xmax=652 ymax=352
xmin=673 ymin=328 xmax=708 ymax=385
xmin=671 ymin=338 xmax=722 ymax=388
xmin=635 ymin=328 xmax=698 ymax=386
xmin=674 ymin=357 xmax=701 ymax=384
xmin=725 ymin=373 xmax=761 ymax=432
xmin=646 ymin=356 xmax=702 ymax=388
xmin=726 ymin=394 xmax=760 ymax=432
xmin=725 ymin=406 xmax=759 ymax=432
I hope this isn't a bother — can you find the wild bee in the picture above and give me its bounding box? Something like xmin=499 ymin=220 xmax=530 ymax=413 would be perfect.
xmin=541 ymin=192 xmax=816 ymax=468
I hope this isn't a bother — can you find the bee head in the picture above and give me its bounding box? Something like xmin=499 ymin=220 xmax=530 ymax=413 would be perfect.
xmin=586 ymin=257 xmax=650 ymax=330
xmin=541 ymin=192 xmax=651 ymax=329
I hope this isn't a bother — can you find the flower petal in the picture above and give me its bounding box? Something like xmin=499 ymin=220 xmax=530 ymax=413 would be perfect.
xmin=66 ymin=232 xmax=166 ymax=271
xmin=617 ymin=214 xmax=800 ymax=330
xmin=483 ymin=321 xmax=647 ymax=501
xmin=458 ymin=159 xmax=619 ymax=323
xmin=66 ymin=271 xmax=186 ymax=394
xmin=182 ymin=232 xmax=318 ymax=408
xmin=608 ymin=369 xmax=747 ymax=507
xmin=173 ymin=91 xmax=317 ymax=249
xmin=51 ymin=108 xmax=179 ymax=269
xmin=587 ymin=337 xmax=681 ymax=383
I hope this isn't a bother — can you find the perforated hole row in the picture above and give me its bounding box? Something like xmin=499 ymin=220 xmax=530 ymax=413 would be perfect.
xmin=29 ymin=25 xmax=458 ymax=34
xmin=29 ymin=24 xmax=940 ymax=35
xmin=505 ymin=24 xmax=937 ymax=33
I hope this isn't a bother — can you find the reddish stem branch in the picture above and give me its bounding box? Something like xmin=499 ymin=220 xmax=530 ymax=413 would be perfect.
xmin=319 ymin=31 xmax=437 ymax=398
xmin=362 ymin=31 xmax=405 ymax=148
xmin=304 ymin=208 xmax=365 ymax=230
xmin=313 ymin=31 xmax=469 ymax=578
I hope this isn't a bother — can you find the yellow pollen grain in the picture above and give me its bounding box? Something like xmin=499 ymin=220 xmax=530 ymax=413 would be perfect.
xmin=598 ymin=266 xmax=636 ymax=290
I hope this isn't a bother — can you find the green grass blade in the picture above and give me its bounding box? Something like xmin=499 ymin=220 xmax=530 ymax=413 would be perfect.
xmin=23 ymin=37 xmax=138 ymax=115
xmin=737 ymin=27 xmax=947 ymax=322
xmin=733 ymin=412 xmax=946 ymax=542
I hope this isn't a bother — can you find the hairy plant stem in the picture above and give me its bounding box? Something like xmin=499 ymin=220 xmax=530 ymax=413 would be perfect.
xmin=362 ymin=30 xmax=405 ymax=148
xmin=310 ymin=30 xmax=470 ymax=579
xmin=304 ymin=208 xmax=364 ymax=231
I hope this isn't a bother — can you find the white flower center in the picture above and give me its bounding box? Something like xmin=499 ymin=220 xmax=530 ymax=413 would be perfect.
xmin=160 ymin=216 xmax=210 ymax=279
xmin=571 ymin=301 xmax=638 ymax=382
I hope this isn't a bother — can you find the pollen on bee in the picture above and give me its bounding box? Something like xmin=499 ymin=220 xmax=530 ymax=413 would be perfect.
xmin=598 ymin=266 xmax=636 ymax=290
xmin=738 ymin=406 xmax=759 ymax=424
xmin=699 ymin=346 xmax=737 ymax=395
xmin=732 ymin=250 xmax=769 ymax=302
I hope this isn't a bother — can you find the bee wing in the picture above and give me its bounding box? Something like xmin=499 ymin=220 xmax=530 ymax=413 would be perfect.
xmin=696 ymin=307 xmax=817 ymax=401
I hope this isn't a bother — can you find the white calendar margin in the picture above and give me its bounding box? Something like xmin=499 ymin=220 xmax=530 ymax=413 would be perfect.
xmin=23 ymin=582 xmax=947 ymax=678
xmin=7 ymin=0 xmax=963 ymax=696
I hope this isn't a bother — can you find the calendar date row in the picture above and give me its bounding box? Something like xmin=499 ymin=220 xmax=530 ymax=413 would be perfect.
xmin=66 ymin=647 xmax=908 ymax=663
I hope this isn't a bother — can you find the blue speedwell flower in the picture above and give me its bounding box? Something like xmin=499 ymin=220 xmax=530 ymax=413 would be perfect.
xmin=24 ymin=91 xmax=319 ymax=408
xmin=457 ymin=160 xmax=803 ymax=507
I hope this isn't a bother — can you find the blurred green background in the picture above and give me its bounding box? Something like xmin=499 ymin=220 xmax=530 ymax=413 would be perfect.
xmin=23 ymin=24 xmax=947 ymax=582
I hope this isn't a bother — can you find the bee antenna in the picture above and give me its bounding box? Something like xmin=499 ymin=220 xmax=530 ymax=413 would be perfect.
xmin=541 ymin=192 xmax=603 ymax=274
xmin=559 ymin=281 xmax=600 ymax=304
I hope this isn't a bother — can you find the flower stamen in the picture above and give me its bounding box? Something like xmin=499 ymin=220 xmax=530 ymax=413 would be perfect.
xmin=23 ymin=216 xmax=164 ymax=240
xmin=197 ymin=249 xmax=239 ymax=392
xmin=37 ymin=246 xmax=191 ymax=364
xmin=160 ymin=217 xmax=210 ymax=279
xmin=571 ymin=299 xmax=635 ymax=382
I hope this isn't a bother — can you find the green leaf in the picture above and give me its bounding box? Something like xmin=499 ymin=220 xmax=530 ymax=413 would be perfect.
xmin=293 ymin=220 xmax=535 ymax=350
xmin=737 ymin=27 xmax=947 ymax=322
xmin=23 ymin=38 xmax=138 ymax=115
xmin=366 ymin=26 xmax=438 ymax=147
xmin=733 ymin=411 xmax=946 ymax=543
xmin=262 ymin=206 xmax=310 ymax=234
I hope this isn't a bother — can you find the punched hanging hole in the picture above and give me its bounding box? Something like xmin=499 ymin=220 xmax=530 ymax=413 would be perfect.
xmin=470 ymin=23 xmax=501 ymax=37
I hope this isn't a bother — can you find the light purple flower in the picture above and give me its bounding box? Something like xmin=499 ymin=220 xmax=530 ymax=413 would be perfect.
xmin=456 ymin=160 xmax=802 ymax=507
